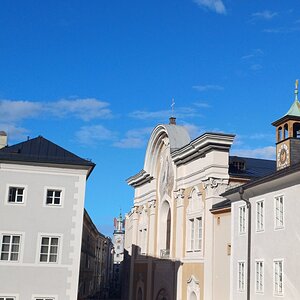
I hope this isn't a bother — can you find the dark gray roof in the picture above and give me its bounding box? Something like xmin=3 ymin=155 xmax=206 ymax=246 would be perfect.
xmin=211 ymin=199 xmax=231 ymax=212
xmin=229 ymin=156 xmax=276 ymax=179
xmin=0 ymin=136 xmax=95 ymax=168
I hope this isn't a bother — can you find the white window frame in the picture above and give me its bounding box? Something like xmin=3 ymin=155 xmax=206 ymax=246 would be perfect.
xmin=237 ymin=260 xmax=246 ymax=292
xmin=239 ymin=205 xmax=246 ymax=235
xmin=190 ymin=218 xmax=195 ymax=250
xmin=274 ymin=195 xmax=284 ymax=230
xmin=0 ymin=232 xmax=24 ymax=263
xmin=32 ymin=295 xmax=57 ymax=300
xmin=5 ymin=184 xmax=27 ymax=206
xmin=36 ymin=233 xmax=63 ymax=264
xmin=273 ymin=259 xmax=284 ymax=296
xmin=255 ymin=259 xmax=264 ymax=294
xmin=43 ymin=186 xmax=64 ymax=208
xmin=195 ymin=217 xmax=203 ymax=251
xmin=256 ymin=199 xmax=264 ymax=232
xmin=0 ymin=296 xmax=19 ymax=300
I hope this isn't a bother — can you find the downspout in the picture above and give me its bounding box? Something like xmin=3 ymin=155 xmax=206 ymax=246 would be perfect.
xmin=239 ymin=186 xmax=251 ymax=300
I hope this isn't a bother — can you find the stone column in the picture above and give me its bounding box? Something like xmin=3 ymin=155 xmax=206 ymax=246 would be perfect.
xmin=148 ymin=199 xmax=156 ymax=256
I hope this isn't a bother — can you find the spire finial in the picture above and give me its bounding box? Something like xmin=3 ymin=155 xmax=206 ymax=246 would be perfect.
xmin=295 ymin=79 xmax=299 ymax=101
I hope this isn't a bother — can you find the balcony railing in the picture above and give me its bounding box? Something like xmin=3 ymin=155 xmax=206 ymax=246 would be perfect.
xmin=160 ymin=249 xmax=170 ymax=259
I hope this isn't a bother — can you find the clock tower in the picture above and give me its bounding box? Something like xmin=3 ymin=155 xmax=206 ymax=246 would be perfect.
xmin=272 ymin=80 xmax=300 ymax=170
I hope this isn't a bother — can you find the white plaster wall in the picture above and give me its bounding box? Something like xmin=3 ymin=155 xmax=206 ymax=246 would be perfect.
xmin=232 ymin=184 xmax=300 ymax=300
xmin=0 ymin=163 xmax=88 ymax=300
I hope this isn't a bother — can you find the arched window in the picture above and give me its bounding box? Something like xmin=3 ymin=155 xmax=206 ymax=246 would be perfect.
xmin=190 ymin=291 xmax=197 ymax=300
xmin=278 ymin=126 xmax=282 ymax=141
xmin=159 ymin=201 xmax=171 ymax=258
xmin=156 ymin=288 xmax=169 ymax=300
xmin=137 ymin=287 xmax=143 ymax=300
xmin=284 ymin=124 xmax=288 ymax=139
xmin=293 ymin=122 xmax=300 ymax=138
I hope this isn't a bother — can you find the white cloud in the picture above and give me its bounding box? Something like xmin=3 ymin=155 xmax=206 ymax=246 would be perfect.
xmin=192 ymin=84 xmax=224 ymax=92
xmin=75 ymin=125 xmax=116 ymax=146
xmin=231 ymin=146 xmax=275 ymax=160
xmin=114 ymin=127 xmax=153 ymax=149
xmin=250 ymin=64 xmax=263 ymax=71
xmin=181 ymin=123 xmax=204 ymax=139
xmin=0 ymin=100 xmax=42 ymax=122
xmin=193 ymin=101 xmax=211 ymax=108
xmin=129 ymin=107 xmax=202 ymax=121
xmin=252 ymin=10 xmax=278 ymax=20
xmin=0 ymin=98 xmax=113 ymax=123
xmin=48 ymin=98 xmax=112 ymax=121
xmin=0 ymin=123 xmax=29 ymax=142
xmin=194 ymin=0 xmax=227 ymax=15
xmin=263 ymin=27 xmax=300 ymax=34
xmin=241 ymin=49 xmax=264 ymax=60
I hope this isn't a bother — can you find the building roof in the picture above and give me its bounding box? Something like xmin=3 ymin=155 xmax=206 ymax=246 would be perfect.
xmin=229 ymin=156 xmax=276 ymax=179
xmin=0 ymin=136 xmax=95 ymax=170
xmin=285 ymin=99 xmax=300 ymax=117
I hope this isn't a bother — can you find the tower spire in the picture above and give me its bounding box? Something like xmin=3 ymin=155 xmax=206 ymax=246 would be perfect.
xmin=295 ymin=79 xmax=298 ymax=101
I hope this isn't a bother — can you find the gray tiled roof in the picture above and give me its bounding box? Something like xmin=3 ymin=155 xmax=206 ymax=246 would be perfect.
xmin=229 ymin=156 xmax=276 ymax=179
xmin=0 ymin=136 xmax=95 ymax=167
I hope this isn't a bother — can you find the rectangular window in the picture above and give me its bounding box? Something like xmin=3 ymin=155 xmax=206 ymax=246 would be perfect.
xmin=39 ymin=237 xmax=59 ymax=263
xmin=0 ymin=234 xmax=21 ymax=261
xmin=190 ymin=219 xmax=195 ymax=250
xmin=238 ymin=261 xmax=246 ymax=292
xmin=255 ymin=260 xmax=264 ymax=293
xmin=46 ymin=190 xmax=62 ymax=205
xmin=0 ymin=297 xmax=16 ymax=300
xmin=274 ymin=260 xmax=283 ymax=296
xmin=256 ymin=200 xmax=264 ymax=231
xmin=275 ymin=196 xmax=284 ymax=229
xmin=195 ymin=217 xmax=202 ymax=251
xmin=239 ymin=206 xmax=246 ymax=234
xmin=8 ymin=187 xmax=24 ymax=203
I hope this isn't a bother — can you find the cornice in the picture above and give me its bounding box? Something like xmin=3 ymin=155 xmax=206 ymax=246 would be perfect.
xmin=171 ymin=132 xmax=235 ymax=166
xmin=126 ymin=169 xmax=154 ymax=187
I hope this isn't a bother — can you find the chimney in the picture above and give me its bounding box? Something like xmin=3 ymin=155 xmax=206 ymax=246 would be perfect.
xmin=0 ymin=131 xmax=7 ymax=149
xmin=169 ymin=117 xmax=176 ymax=125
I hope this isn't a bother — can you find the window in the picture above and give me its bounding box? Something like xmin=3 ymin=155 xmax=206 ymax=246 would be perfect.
xmin=39 ymin=237 xmax=59 ymax=263
xmin=239 ymin=206 xmax=246 ymax=234
xmin=238 ymin=261 xmax=246 ymax=292
xmin=46 ymin=190 xmax=62 ymax=205
xmin=186 ymin=188 xmax=204 ymax=255
xmin=195 ymin=217 xmax=202 ymax=250
xmin=275 ymin=196 xmax=284 ymax=229
xmin=255 ymin=260 xmax=264 ymax=293
xmin=256 ymin=200 xmax=264 ymax=232
xmin=34 ymin=298 xmax=55 ymax=300
xmin=0 ymin=234 xmax=21 ymax=261
xmin=8 ymin=187 xmax=24 ymax=203
xmin=0 ymin=297 xmax=16 ymax=300
xmin=274 ymin=260 xmax=283 ymax=296
xmin=190 ymin=219 xmax=195 ymax=250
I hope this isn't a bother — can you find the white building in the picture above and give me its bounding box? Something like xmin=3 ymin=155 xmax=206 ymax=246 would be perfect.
xmin=0 ymin=133 xmax=94 ymax=300
xmin=223 ymin=85 xmax=300 ymax=299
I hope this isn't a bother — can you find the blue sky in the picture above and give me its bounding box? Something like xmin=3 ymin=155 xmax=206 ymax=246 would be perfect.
xmin=0 ymin=0 xmax=300 ymax=236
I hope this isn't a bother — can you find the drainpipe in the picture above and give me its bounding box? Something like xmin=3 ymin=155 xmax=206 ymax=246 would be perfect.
xmin=239 ymin=186 xmax=251 ymax=300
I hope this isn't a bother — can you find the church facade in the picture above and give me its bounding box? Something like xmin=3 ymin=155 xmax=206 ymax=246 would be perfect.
xmin=124 ymin=117 xmax=275 ymax=300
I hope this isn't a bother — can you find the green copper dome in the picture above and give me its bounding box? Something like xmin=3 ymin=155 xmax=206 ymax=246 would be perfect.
xmin=285 ymin=99 xmax=300 ymax=117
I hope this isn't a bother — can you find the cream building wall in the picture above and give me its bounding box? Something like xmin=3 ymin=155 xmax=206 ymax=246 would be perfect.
xmin=124 ymin=121 xmax=235 ymax=300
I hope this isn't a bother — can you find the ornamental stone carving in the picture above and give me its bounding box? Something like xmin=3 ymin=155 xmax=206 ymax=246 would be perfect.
xmin=203 ymin=177 xmax=228 ymax=198
xmin=174 ymin=188 xmax=185 ymax=208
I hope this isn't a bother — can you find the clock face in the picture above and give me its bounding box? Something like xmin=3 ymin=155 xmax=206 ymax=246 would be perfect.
xmin=277 ymin=143 xmax=289 ymax=168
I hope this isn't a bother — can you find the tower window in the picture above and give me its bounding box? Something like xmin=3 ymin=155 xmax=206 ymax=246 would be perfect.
xmin=278 ymin=127 xmax=282 ymax=141
xmin=284 ymin=124 xmax=288 ymax=139
xmin=293 ymin=123 xmax=300 ymax=138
